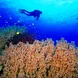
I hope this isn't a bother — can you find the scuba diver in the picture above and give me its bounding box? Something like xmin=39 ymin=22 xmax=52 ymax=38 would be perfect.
xmin=19 ymin=9 xmax=42 ymax=20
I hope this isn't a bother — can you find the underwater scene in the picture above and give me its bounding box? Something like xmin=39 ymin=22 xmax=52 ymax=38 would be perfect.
xmin=0 ymin=0 xmax=78 ymax=78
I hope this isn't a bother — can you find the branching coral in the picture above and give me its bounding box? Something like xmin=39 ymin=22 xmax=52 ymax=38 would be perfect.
xmin=0 ymin=38 xmax=78 ymax=78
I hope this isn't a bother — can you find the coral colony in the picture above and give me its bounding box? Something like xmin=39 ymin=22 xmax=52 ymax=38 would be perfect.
xmin=0 ymin=37 xmax=78 ymax=78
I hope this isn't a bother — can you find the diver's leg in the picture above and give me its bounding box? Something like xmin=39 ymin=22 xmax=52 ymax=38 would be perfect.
xmin=19 ymin=9 xmax=33 ymax=16
xmin=19 ymin=10 xmax=31 ymax=16
xmin=19 ymin=9 xmax=30 ymax=14
xmin=24 ymin=13 xmax=31 ymax=16
xmin=24 ymin=10 xmax=30 ymax=13
xmin=19 ymin=9 xmax=26 ymax=13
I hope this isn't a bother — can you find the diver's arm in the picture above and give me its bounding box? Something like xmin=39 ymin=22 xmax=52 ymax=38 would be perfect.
xmin=36 ymin=15 xmax=40 ymax=20
xmin=36 ymin=17 xmax=39 ymax=20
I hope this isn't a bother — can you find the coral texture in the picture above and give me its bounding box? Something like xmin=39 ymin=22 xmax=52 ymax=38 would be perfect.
xmin=0 ymin=38 xmax=78 ymax=78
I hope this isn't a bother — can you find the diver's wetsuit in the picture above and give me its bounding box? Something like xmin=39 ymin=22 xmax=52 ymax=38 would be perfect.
xmin=19 ymin=9 xmax=42 ymax=20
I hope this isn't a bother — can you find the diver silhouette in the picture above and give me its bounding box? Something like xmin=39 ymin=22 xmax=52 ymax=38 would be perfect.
xmin=19 ymin=9 xmax=42 ymax=20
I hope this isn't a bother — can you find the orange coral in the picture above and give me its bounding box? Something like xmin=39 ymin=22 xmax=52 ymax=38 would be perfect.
xmin=0 ymin=38 xmax=78 ymax=78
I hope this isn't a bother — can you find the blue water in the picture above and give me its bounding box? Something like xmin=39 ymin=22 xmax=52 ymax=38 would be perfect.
xmin=0 ymin=0 xmax=78 ymax=46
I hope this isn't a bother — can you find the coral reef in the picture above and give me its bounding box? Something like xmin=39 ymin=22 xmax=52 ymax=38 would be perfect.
xmin=0 ymin=38 xmax=78 ymax=78
xmin=0 ymin=25 xmax=26 ymax=53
